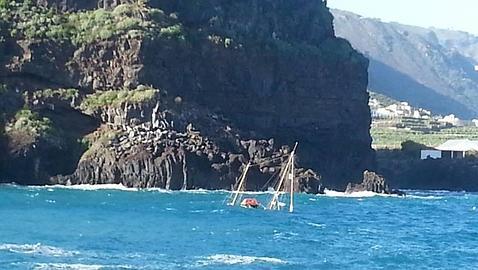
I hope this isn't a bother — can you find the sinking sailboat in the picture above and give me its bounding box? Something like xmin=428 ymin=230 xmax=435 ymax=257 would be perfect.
xmin=227 ymin=162 xmax=261 ymax=208
xmin=227 ymin=143 xmax=299 ymax=213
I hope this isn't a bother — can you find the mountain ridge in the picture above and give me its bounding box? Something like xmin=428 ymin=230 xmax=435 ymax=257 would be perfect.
xmin=332 ymin=9 xmax=478 ymax=119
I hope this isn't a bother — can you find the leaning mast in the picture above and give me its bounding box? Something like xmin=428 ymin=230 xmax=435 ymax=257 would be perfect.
xmin=289 ymin=147 xmax=295 ymax=213
xmin=268 ymin=143 xmax=298 ymax=212
xmin=228 ymin=162 xmax=251 ymax=206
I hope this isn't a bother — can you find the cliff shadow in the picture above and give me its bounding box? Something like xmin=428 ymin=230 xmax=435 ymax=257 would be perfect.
xmin=1 ymin=106 xmax=99 ymax=185
xmin=39 ymin=107 xmax=100 ymax=176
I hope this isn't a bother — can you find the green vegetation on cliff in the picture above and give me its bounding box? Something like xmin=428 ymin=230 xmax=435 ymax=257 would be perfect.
xmin=0 ymin=84 xmax=6 ymax=93
xmin=0 ymin=85 xmax=22 ymax=137
xmin=80 ymin=88 xmax=158 ymax=112
xmin=0 ymin=84 xmax=7 ymax=137
xmin=0 ymin=1 xmax=182 ymax=45
xmin=30 ymin=88 xmax=79 ymax=101
xmin=6 ymin=108 xmax=56 ymax=139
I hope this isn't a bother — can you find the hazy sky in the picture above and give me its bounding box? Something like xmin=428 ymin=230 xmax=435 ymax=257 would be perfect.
xmin=328 ymin=0 xmax=478 ymax=35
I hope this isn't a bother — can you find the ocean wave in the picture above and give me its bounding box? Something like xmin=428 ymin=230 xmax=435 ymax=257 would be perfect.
xmin=20 ymin=185 xmax=223 ymax=194
xmin=0 ymin=243 xmax=78 ymax=257
xmin=307 ymin=222 xmax=325 ymax=228
xmin=320 ymin=189 xmax=400 ymax=198
xmin=34 ymin=263 xmax=103 ymax=270
xmin=142 ymin=188 xmax=173 ymax=193
xmin=196 ymin=254 xmax=286 ymax=266
xmin=4 ymin=184 xmax=282 ymax=195
xmin=45 ymin=184 xmax=139 ymax=191
xmin=406 ymin=195 xmax=444 ymax=200
xmin=33 ymin=263 xmax=135 ymax=270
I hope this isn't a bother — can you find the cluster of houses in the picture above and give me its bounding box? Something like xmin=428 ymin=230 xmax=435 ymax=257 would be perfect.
xmin=370 ymin=94 xmax=478 ymax=160
xmin=370 ymin=97 xmax=478 ymax=128
xmin=421 ymin=139 xmax=478 ymax=160
xmin=369 ymin=99 xmax=432 ymax=119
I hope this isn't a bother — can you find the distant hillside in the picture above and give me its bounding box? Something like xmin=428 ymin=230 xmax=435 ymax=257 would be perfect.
xmin=369 ymin=91 xmax=399 ymax=107
xmin=432 ymin=28 xmax=478 ymax=63
xmin=332 ymin=9 xmax=478 ymax=119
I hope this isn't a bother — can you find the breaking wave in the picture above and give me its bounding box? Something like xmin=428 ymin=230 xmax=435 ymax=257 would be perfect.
xmin=33 ymin=263 xmax=135 ymax=270
xmin=44 ymin=184 xmax=138 ymax=191
xmin=196 ymin=254 xmax=286 ymax=266
xmin=0 ymin=243 xmax=78 ymax=257
xmin=321 ymin=189 xmax=399 ymax=198
xmin=320 ymin=189 xmax=455 ymax=200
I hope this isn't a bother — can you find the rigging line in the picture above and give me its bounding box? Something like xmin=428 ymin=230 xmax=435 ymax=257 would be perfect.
xmin=260 ymin=170 xmax=280 ymax=191
xmin=248 ymin=154 xmax=291 ymax=167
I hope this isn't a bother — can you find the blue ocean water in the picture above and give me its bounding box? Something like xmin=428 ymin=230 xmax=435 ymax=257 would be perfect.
xmin=0 ymin=185 xmax=478 ymax=270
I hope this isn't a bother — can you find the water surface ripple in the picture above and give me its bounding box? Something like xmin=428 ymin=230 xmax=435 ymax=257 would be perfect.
xmin=1 ymin=185 xmax=477 ymax=269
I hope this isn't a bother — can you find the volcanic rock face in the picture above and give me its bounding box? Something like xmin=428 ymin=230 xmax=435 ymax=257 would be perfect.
xmin=0 ymin=0 xmax=373 ymax=191
xmin=345 ymin=170 xmax=405 ymax=196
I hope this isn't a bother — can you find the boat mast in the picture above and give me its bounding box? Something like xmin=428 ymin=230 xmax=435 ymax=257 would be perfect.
xmin=229 ymin=162 xmax=251 ymax=206
xmin=268 ymin=156 xmax=291 ymax=210
xmin=268 ymin=143 xmax=298 ymax=211
xmin=289 ymin=146 xmax=295 ymax=213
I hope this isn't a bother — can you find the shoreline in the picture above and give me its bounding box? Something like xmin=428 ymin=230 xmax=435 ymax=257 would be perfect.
xmin=1 ymin=183 xmax=473 ymax=199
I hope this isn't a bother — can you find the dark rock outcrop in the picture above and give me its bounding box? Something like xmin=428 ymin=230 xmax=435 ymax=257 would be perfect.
xmin=377 ymin=149 xmax=478 ymax=192
xmin=1 ymin=1 xmax=373 ymax=192
xmin=345 ymin=170 xmax=405 ymax=195
xmin=52 ymin=91 xmax=324 ymax=193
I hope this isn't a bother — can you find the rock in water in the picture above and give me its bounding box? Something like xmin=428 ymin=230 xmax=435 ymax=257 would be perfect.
xmin=345 ymin=171 xmax=405 ymax=196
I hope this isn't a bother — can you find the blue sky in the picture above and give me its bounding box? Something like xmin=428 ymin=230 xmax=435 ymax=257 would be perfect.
xmin=328 ymin=0 xmax=478 ymax=35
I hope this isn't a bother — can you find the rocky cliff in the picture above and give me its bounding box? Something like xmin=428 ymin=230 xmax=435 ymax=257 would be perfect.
xmin=0 ymin=0 xmax=373 ymax=191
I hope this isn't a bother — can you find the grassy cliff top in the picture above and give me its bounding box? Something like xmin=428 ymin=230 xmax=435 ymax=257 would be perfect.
xmin=80 ymin=88 xmax=159 ymax=112
xmin=0 ymin=1 xmax=182 ymax=45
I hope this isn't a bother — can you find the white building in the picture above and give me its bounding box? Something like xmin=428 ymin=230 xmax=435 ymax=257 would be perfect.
xmin=421 ymin=139 xmax=478 ymax=159
xmin=438 ymin=114 xmax=463 ymax=127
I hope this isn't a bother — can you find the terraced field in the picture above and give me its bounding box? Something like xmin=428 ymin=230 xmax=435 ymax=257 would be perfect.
xmin=371 ymin=126 xmax=478 ymax=149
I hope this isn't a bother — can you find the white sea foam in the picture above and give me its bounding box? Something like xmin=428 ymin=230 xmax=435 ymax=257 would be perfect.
xmin=307 ymin=222 xmax=325 ymax=228
xmin=222 ymin=189 xmax=277 ymax=195
xmin=321 ymin=189 xmax=398 ymax=198
xmin=33 ymin=263 xmax=135 ymax=270
xmin=179 ymin=188 xmax=211 ymax=194
xmin=406 ymin=195 xmax=443 ymax=200
xmin=0 ymin=243 xmax=78 ymax=257
xmin=47 ymin=184 xmax=139 ymax=191
xmin=197 ymin=254 xmax=286 ymax=266
xmin=143 ymin=188 xmax=173 ymax=193
xmin=24 ymin=185 xmax=221 ymax=193
xmin=7 ymin=183 xmax=279 ymax=194
xmin=34 ymin=263 xmax=103 ymax=270
xmin=322 ymin=190 xmax=444 ymax=200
